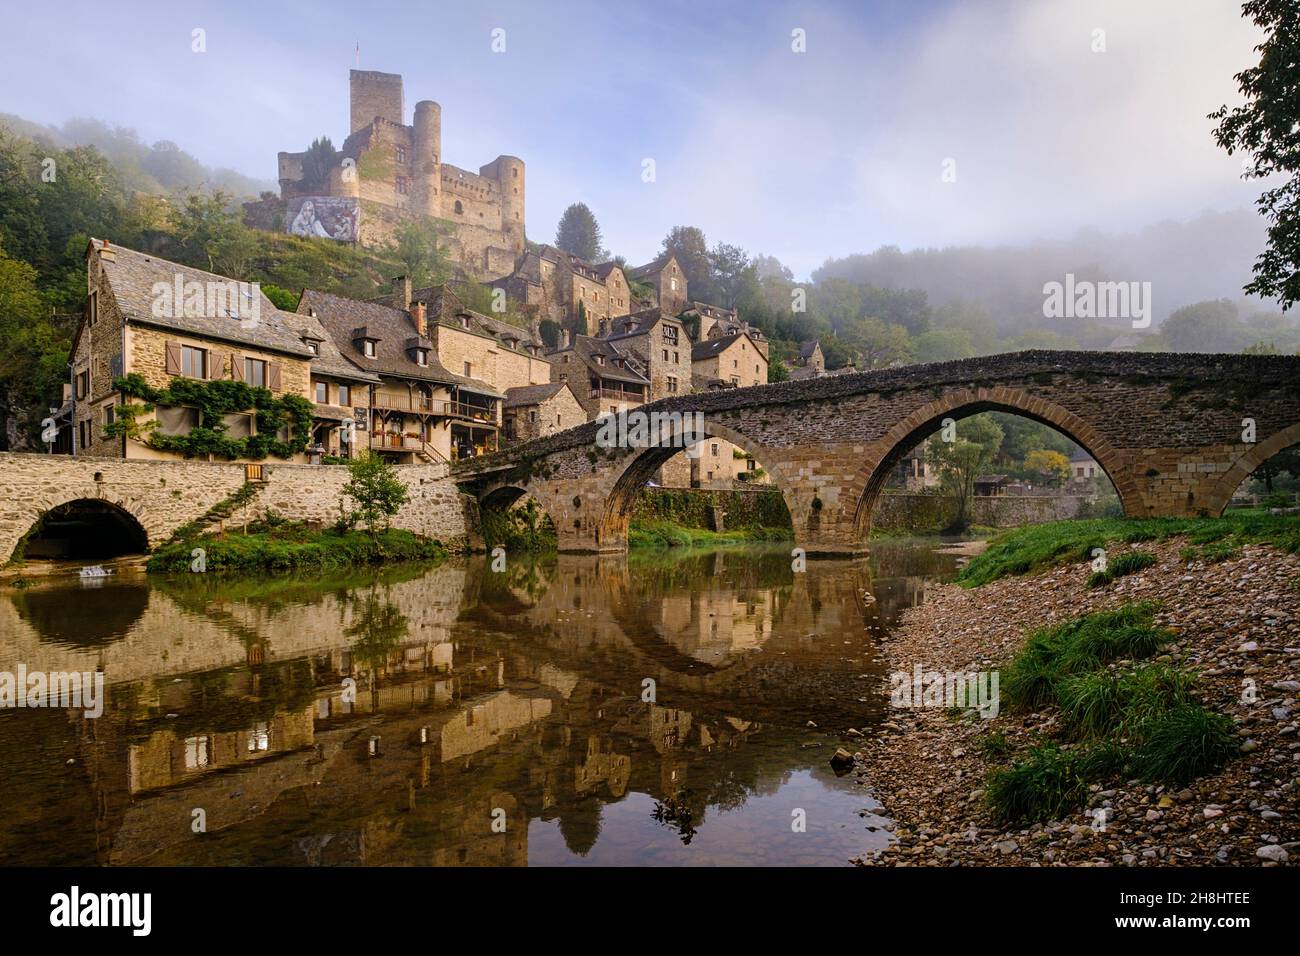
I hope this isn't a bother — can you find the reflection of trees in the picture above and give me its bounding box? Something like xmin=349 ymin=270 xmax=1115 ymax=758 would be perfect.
xmin=651 ymin=789 xmax=698 ymax=845
xmin=346 ymin=589 xmax=409 ymax=670
xmin=556 ymin=797 xmax=603 ymax=856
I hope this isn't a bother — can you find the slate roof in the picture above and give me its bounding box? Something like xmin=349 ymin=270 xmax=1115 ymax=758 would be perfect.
xmin=626 ymin=253 xmax=674 ymax=279
xmin=88 ymin=239 xmax=315 ymax=358
xmin=504 ymin=382 xmax=571 ymax=408
xmin=691 ymin=331 xmax=756 ymax=361
xmin=546 ymin=334 xmax=649 ymax=386
xmin=299 ymin=289 xmax=503 ymax=398
xmin=277 ymin=309 xmax=379 ymax=383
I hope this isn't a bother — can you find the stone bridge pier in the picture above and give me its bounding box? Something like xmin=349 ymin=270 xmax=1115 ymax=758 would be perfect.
xmin=457 ymin=351 xmax=1300 ymax=556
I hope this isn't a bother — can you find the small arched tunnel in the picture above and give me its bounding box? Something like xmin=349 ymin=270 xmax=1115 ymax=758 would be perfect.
xmin=18 ymin=499 xmax=149 ymax=562
xmin=850 ymin=402 xmax=1129 ymax=544
xmin=476 ymin=485 xmax=559 ymax=552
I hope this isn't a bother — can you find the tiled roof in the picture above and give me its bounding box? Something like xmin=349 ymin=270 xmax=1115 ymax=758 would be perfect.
xmin=799 ymin=340 xmax=820 ymax=359
xmin=277 ymin=309 xmax=379 ymax=383
xmin=626 ymin=253 xmax=673 ymax=279
xmin=299 ymin=289 xmax=503 ymax=398
xmin=691 ymin=332 xmax=752 ymax=361
xmin=88 ymin=239 xmax=315 ymax=358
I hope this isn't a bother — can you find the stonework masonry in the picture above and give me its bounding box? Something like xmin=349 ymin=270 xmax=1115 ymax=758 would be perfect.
xmin=457 ymin=350 xmax=1300 ymax=555
xmin=0 ymin=453 xmax=472 ymax=563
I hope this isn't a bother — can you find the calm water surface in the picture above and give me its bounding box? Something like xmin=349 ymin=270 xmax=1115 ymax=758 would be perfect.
xmin=0 ymin=540 xmax=962 ymax=866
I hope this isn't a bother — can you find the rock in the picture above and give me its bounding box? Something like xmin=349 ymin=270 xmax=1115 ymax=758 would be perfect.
xmin=1240 ymin=739 xmax=1260 ymax=754
xmin=1203 ymin=807 xmax=1224 ymax=819
xmin=1261 ymin=810 xmax=1282 ymax=821
xmin=1256 ymin=845 xmax=1289 ymax=863
xmin=995 ymin=840 xmax=1018 ymax=855
xmin=1238 ymin=641 xmax=1258 ymax=652
xmin=830 ymin=747 xmax=856 ymax=770
xmin=1157 ymin=795 xmax=1175 ymax=809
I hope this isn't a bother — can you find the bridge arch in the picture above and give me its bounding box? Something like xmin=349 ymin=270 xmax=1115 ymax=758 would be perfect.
xmin=596 ymin=418 xmax=802 ymax=552
xmin=15 ymin=497 xmax=150 ymax=562
xmin=844 ymin=387 xmax=1141 ymax=545
xmin=1204 ymin=420 xmax=1300 ymax=515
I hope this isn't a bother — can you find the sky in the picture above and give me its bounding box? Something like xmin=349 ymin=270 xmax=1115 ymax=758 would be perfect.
xmin=0 ymin=0 xmax=1269 ymax=278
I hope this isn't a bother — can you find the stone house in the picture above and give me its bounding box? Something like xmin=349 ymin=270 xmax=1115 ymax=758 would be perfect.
xmin=625 ymin=253 xmax=688 ymax=315
xmin=502 ymin=382 xmax=586 ymax=444
xmin=545 ymin=331 xmax=650 ymax=420
xmin=686 ymin=302 xmax=770 ymax=360
xmin=687 ymin=331 xmax=770 ymax=488
xmin=1070 ymin=448 xmax=1102 ymax=481
xmin=277 ymin=309 xmax=380 ymax=459
xmin=300 ymin=281 xmax=549 ymax=462
xmin=788 ymin=340 xmax=826 ymax=380
xmin=598 ymin=309 xmax=693 ymax=403
xmin=494 ymin=245 xmax=635 ymax=334
xmin=70 ymin=239 xmax=317 ymax=462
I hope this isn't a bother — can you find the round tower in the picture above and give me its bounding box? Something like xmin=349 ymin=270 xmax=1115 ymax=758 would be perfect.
xmin=494 ymin=155 xmax=525 ymax=252
xmin=413 ymin=100 xmax=442 ymax=219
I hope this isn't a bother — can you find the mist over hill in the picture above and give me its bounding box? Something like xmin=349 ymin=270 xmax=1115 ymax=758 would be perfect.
xmin=0 ymin=113 xmax=275 ymax=198
xmin=813 ymin=208 xmax=1273 ymax=330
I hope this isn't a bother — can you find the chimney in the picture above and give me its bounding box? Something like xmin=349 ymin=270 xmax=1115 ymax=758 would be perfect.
xmin=393 ymin=275 xmax=411 ymax=310
xmin=411 ymin=301 xmax=427 ymax=337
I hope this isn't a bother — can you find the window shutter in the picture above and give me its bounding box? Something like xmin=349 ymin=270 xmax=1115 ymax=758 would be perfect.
xmin=165 ymin=341 xmax=181 ymax=375
xmin=232 ymin=354 xmax=244 ymax=382
xmin=268 ymin=363 xmax=282 ymax=391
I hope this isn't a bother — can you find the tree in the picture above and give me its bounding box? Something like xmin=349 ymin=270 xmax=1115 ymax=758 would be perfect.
xmin=913 ymin=328 xmax=976 ymax=364
xmin=839 ymin=316 xmax=912 ymax=368
xmin=301 ymin=136 xmax=338 ymax=189
xmin=927 ymin=415 xmax=1004 ymax=532
xmin=661 ymin=225 xmax=719 ymax=302
xmin=342 ymin=452 xmax=409 ymax=537
xmin=1211 ymin=0 xmax=1300 ymax=309
xmin=392 ymin=217 xmax=450 ymax=288
xmin=1024 ymin=449 xmax=1071 ymax=486
xmin=1159 ymin=299 xmax=1245 ymax=352
xmin=768 ymin=360 xmax=789 ymax=383
xmin=555 ymin=202 xmax=606 ymax=262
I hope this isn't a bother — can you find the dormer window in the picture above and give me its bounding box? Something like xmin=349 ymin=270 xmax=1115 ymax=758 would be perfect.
xmin=362 ymin=340 xmax=376 ymax=358
xmin=303 ymin=338 xmax=320 ymax=355
xmin=459 ymin=315 xmax=470 ymax=329
xmin=415 ymin=348 xmax=428 ymax=366
xmin=595 ymin=355 xmax=605 ymax=366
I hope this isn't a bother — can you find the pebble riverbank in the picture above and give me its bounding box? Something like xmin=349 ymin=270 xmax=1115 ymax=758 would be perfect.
xmin=852 ymin=537 xmax=1300 ymax=867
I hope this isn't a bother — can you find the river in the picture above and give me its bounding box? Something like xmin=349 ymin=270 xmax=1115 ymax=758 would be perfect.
xmin=0 ymin=538 xmax=967 ymax=866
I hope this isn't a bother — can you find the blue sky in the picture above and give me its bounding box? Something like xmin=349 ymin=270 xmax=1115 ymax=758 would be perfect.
xmin=0 ymin=0 xmax=1268 ymax=278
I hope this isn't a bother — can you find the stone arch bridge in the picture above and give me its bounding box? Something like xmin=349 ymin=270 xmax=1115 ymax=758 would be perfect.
xmin=455 ymin=350 xmax=1300 ymax=555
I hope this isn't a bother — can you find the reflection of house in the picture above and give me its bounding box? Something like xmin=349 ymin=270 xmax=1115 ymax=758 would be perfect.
xmin=71 ymin=239 xmax=317 ymax=461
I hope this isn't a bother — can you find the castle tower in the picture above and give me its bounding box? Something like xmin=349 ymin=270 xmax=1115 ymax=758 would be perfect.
xmin=413 ymin=100 xmax=442 ymax=219
xmin=350 ymin=70 xmax=404 ymax=134
xmin=481 ymin=155 xmax=526 ymax=252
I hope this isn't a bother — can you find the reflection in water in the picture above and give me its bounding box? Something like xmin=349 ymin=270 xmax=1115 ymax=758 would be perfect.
xmin=0 ymin=540 xmax=960 ymax=866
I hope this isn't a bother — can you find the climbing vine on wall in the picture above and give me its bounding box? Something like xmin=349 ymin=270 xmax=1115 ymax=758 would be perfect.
xmin=107 ymin=373 xmax=314 ymax=460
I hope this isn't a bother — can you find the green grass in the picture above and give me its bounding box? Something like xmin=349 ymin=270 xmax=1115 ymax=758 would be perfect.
xmin=959 ymin=512 xmax=1300 ymax=588
xmin=627 ymin=519 xmax=792 ymax=550
xmin=147 ymin=521 xmax=447 ymax=573
xmin=986 ymin=603 xmax=1236 ymax=824
xmin=1086 ymin=549 xmax=1156 ymax=587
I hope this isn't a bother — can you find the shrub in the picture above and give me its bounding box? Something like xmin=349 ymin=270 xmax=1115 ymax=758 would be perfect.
xmin=1129 ymin=705 xmax=1237 ymax=785
xmin=1087 ymin=549 xmax=1156 ymax=587
xmin=985 ymin=742 xmax=1089 ymax=824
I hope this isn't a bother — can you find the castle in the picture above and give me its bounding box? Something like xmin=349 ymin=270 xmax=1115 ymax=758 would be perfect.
xmin=256 ymin=70 xmax=525 ymax=279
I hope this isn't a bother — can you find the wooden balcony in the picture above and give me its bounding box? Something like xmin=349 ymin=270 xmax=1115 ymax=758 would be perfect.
xmin=372 ymin=394 xmax=496 ymax=423
xmin=590 ymin=387 xmax=644 ymax=402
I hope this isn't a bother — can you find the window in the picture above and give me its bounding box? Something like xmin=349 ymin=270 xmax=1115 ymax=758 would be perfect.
xmin=247 ymin=722 xmax=269 ymax=753
xmin=396 ymin=177 xmax=408 ymax=195
xmin=670 ymin=278 xmax=678 ymax=291
xmin=416 ymin=348 xmax=428 ymax=366
xmin=667 ymin=375 xmax=678 ymax=393
xmin=244 ymin=358 xmax=268 ymax=387
xmin=454 ymin=200 xmax=464 ymax=215
xmin=363 ymin=340 xmax=376 ymax=358
xmin=156 ymin=406 xmax=199 ymax=436
xmin=733 ymin=359 xmax=738 ymax=369
xmin=529 ymin=410 xmax=538 ymax=422
xmin=304 ymin=339 xmax=319 ymax=355
xmin=711 ymin=443 xmax=719 ymax=457
xmin=184 ymin=736 xmax=210 ymax=771
xmin=88 ymin=291 xmax=98 ymax=327
xmin=315 ymin=382 xmax=328 ymax=403
xmin=662 ymin=349 xmax=668 ymax=361
xmin=595 ymin=355 xmax=604 ymax=366
xmin=463 ymin=361 xmax=473 ymax=377
xmin=396 ymin=146 xmax=406 ymax=164
xmin=731 ymin=376 xmax=739 ymax=385
xmin=181 ymin=345 xmax=207 ymax=379
xmin=663 ymin=326 xmax=678 ymax=344
xmin=337 ymin=384 xmax=351 ymax=406
xmin=75 ymin=369 xmax=89 ymax=399
xmin=101 ymin=404 xmax=115 ymax=438
xmin=673 ymin=351 xmax=679 ymax=363
xmin=222 ymin=413 xmax=254 ymax=439
xmin=78 ymin=420 xmax=90 ymax=449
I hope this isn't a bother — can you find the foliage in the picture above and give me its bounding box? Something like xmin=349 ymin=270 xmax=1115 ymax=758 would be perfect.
xmin=926 ymin=414 xmax=1003 ymax=532
xmin=390 ymin=216 xmax=451 ymax=288
xmin=1086 ymin=548 xmax=1157 ymax=587
xmin=959 ymin=512 xmax=1300 ymax=587
xmin=1023 ymin=449 xmax=1071 ymax=485
xmin=1210 ymin=0 xmax=1300 ymax=310
xmin=628 ymin=519 xmax=791 ymax=549
xmin=480 ymin=498 xmax=557 ymax=552
xmin=110 ymin=373 xmax=313 ymax=459
xmin=341 ymin=452 xmax=409 ymax=536
xmin=147 ymin=522 xmax=445 ymax=573
xmin=554 ymin=202 xmax=607 ymax=262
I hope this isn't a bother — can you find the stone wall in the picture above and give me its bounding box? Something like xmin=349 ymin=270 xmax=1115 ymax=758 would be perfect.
xmin=0 ymin=452 xmax=472 ymax=562
xmin=870 ymin=492 xmax=1097 ymax=533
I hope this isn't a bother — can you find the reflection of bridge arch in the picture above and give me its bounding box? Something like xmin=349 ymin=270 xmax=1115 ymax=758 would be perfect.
xmin=847 ymin=387 xmax=1138 ymax=541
